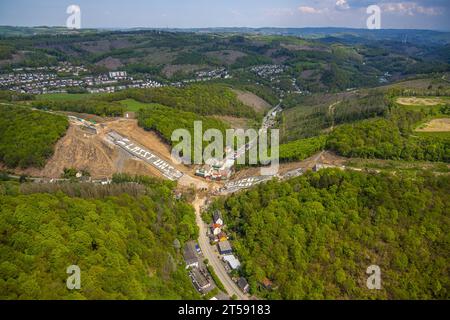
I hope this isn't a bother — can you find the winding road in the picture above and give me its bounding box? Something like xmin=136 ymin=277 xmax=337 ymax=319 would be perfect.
xmin=192 ymin=197 xmax=249 ymax=300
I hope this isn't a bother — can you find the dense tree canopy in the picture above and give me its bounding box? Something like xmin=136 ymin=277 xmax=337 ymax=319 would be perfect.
xmin=0 ymin=178 xmax=200 ymax=299
xmin=327 ymin=109 xmax=450 ymax=162
xmin=103 ymin=84 xmax=259 ymax=119
xmin=137 ymin=103 xmax=229 ymax=150
xmin=278 ymin=136 xmax=326 ymax=162
xmin=32 ymin=99 xmax=125 ymax=117
xmin=0 ymin=106 xmax=68 ymax=168
xmin=211 ymin=170 xmax=450 ymax=299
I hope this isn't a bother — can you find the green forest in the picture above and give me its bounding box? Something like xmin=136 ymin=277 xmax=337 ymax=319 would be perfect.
xmin=0 ymin=177 xmax=200 ymax=299
xmin=210 ymin=169 xmax=449 ymax=299
xmin=137 ymin=103 xmax=229 ymax=148
xmin=280 ymin=91 xmax=390 ymax=142
xmin=103 ymin=84 xmax=259 ymax=119
xmin=326 ymin=109 xmax=450 ymax=162
xmin=278 ymin=136 xmax=326 ymax=162
xmin=0 ymin=106 xmax=68 ymax=168
xmin=32 ymin=99 xmax=126 ymax=117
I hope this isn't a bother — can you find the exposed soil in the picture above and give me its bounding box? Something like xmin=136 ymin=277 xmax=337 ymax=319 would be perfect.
xmin=15 ymin=125 xmax=117 ymax=179
xmin=232 ymin=151 xmax=347 ymax=179
xmin=10 ymin=118 xmax=190 ymax=179
xmin=397 ymin=97 xmax=444 ymax=106
xmin=416 ymin=118 xmax=450 ymax=132
xmin=232 ymin=89 xmax=271 ymax=112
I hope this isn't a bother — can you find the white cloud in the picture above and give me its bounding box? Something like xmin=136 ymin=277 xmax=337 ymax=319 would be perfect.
xmin=381 ymin=2 xmax=442 ymax=16
xmin=335 ymin=0 xmax=350 ymax=10
xmin=415 ymin=5 xmax=440 ymax=15
xmin=298 ymin=6 xmax=322 ymax=14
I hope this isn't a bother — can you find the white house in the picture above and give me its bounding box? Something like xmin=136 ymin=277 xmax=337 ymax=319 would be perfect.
xmin=213 ymin=210 xmax=223 ymax=226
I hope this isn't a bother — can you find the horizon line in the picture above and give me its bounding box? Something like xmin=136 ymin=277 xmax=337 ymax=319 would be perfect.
xmin=1 ymin=25 xmax=450 ymax=33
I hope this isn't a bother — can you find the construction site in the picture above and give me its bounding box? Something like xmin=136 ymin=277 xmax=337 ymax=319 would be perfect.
xmin=106 ymin=130 xmax=183 ymax=181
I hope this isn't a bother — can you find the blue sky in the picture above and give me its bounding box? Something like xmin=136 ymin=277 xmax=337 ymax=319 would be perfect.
xmin=0 ymin=0 xmax=449 ymax=30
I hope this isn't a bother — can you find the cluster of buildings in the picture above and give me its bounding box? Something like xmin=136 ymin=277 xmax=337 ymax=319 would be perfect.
xmin=209 ymin=210 xmax=229 ymax=244
xmin=86 ymin=78 xmax=163 ymax=94
xmin=195 ymin=68 xmax=230 ymax=80
xmin=208 ymin=210 xmax=251 ymax=294
xmin=251 ymin=64 xmax=285 ymax=79
xmin=0 ymin=72 xmax=57 ymax=94
xmin=12 ymin=63 xmax=89 ymax=75
xmin=195 ymin=156 xmax=235 ymax=181
xmin=379 ymin=71 xmax=392 ymax=84
xmin=171 ymin=68 xmax=231 ymax=87
xmin=108 ymin=71 xmax=128 ymax=80
xmin=1 ymin=63 xmax=234 ymax=95
xmin=0 ymin=63 xmax=163 ymax=94
xmin=183 ymin=241 xmax=214 ymax=294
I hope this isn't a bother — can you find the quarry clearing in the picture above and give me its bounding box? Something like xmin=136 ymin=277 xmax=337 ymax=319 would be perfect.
xmin=416 ymin=118 xmax=450 ymax=132
xmin=12 ymin=118 xmax=207 ymax=186
xmin=396 ymin=97 xmax=445 ymax=106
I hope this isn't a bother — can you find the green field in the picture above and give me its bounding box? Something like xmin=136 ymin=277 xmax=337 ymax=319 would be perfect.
xmin=119 ymin=99 xmax=153 ymax=112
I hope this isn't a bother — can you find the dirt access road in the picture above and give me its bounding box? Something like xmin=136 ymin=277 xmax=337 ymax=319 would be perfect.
xmin=192 ymin=197 xmax=249 ymax=300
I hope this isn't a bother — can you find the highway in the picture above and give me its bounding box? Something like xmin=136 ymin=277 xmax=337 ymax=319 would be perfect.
xmin=193 ymin=197 xmax=248 ymax=300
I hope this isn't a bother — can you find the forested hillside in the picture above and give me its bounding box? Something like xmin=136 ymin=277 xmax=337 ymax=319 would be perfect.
xmin=102 ymin=84 xmax=259 ymax=118
xmin=280 ymin=91 xmax=390 ymax=142
xmin=0 ymin=106 xmax=68 ymax=168
xmin=211 ymin=170 xmax=450 ymax=299
xmin=0 ymin=178 xmax=200 ymax=299
xmin=31 ymin=84 xmax=260 ymax=120
xmin=327 ymin=108 xmax=450 ymax=162
xmin=32 ymin=99 xmax=125 ymax=117
xmin=137 ymin=103 xmax=229 ymax=148
xmin=278 ymin=136 xmax=326 ymax=162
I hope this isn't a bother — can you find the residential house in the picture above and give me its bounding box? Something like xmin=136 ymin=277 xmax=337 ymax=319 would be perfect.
xmin=211 ymin=224 xmax=221 ymax=236
xmin=190 ymin=267 xmax=211 ymax=293
xmin=213 ymin=210 xmax=223 ymax=226
xmin=237 ymin=277 xmax=250 ymax=293
xmin=223 ymin=255 xmax=241 ymax=270
xmin=218 ymin=240 xmax=233 ymax=255
xmin=217 ymin=232 xmax=228 ymax=242
xmin=183 ymin=242 xmax=199 ymax=269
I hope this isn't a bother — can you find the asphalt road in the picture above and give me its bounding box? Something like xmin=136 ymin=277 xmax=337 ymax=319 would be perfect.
xmin=193 ymin=197 xmax=248 ymax=300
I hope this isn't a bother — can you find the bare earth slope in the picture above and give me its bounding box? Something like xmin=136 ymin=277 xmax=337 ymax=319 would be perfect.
xmin=232 ymin=89 xmax=271 ymax=113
